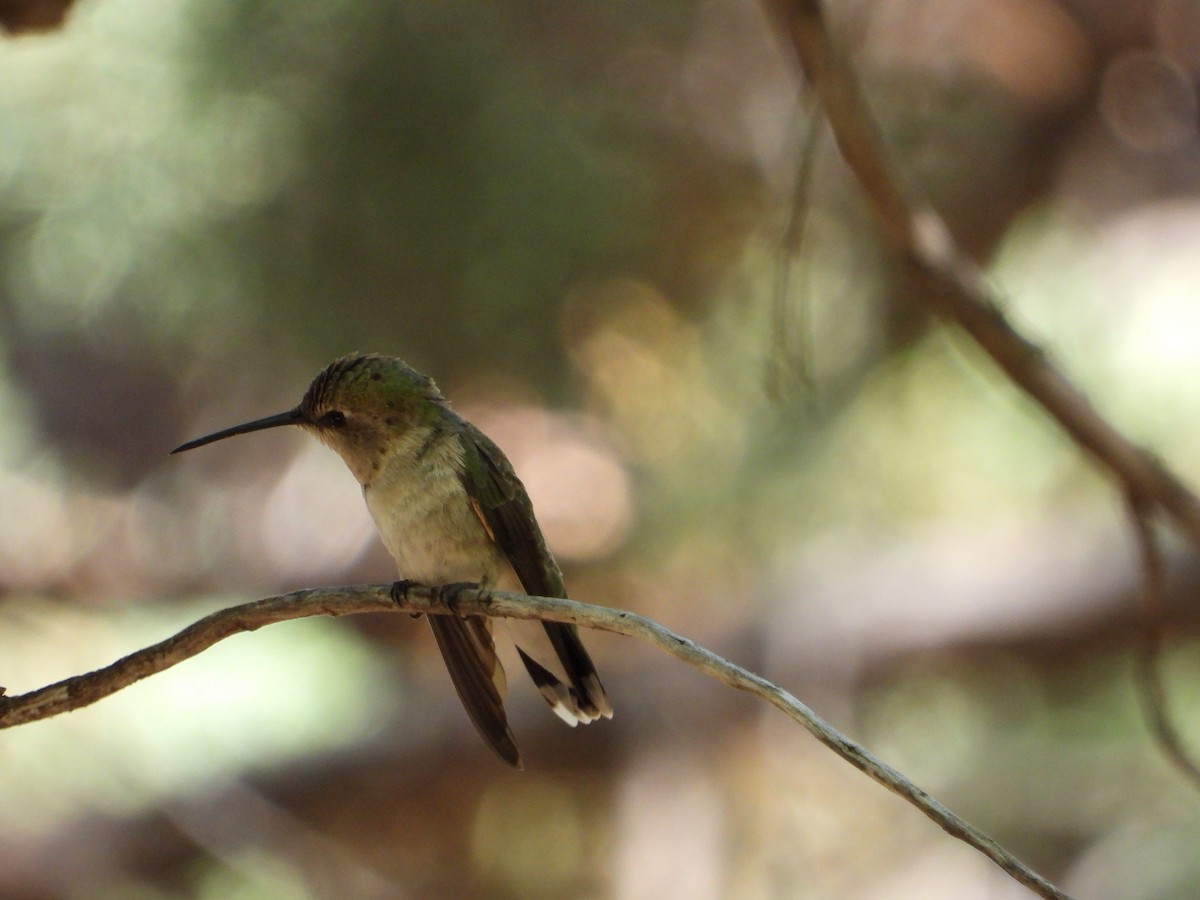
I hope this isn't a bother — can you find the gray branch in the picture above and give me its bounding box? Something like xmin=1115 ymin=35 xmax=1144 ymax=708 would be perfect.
xmin=0 ymin=583 xmax=1071 ymax=899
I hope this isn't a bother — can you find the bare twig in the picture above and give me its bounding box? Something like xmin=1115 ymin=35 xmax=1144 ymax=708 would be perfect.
xmin=1127 ymin=492 xmax=1200 ymax=785
xmin=0 ymin=585 xmax=393 ymax=727
xmin=0 ymin=583 xmax=1071 ymax=899
xmin=767 ymin=104 xmax=822 ymax=402
xmin=760 ymin=0 xmax=1200 ymax=546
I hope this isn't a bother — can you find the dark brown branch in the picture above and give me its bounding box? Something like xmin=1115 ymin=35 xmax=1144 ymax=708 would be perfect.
xmin=1127 ymin=492 xmax=1200 ymax=785
xmin=0 ymin=583 xmax=1071 ymax=899
xmin=0 ymin=0 xmax=72 ymax=33
xmin=761 ymin=0 xmax=1200 ymax=547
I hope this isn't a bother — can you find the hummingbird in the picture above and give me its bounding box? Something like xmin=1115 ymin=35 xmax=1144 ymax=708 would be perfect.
xmin=172 ymin=353 xmax=612 ymax=767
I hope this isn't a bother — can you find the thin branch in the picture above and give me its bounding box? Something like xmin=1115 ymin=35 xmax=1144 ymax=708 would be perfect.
xmin=0 ymin=583 xmax=1071 ymax=900
xmin=767 ymin=102 xmax=822 ymax=403
xmin=0 ymin=585 xmax=394 ymax=727
xmin=1127 ymin=491 xmax=1200 ymax=785
xmin=760 ymin=0 xmax=1200 ymax=547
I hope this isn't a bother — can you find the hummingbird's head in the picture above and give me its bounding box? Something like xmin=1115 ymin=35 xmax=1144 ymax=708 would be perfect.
xmin=296 ymin=354 xmax=447 ymax=481
xmin=172 ymin=354 xmax=448 ymax=485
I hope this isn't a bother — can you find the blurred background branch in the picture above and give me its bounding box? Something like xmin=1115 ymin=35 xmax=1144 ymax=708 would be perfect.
xmin=1128 ymin=490 xmax=1200 ymax=785
xmin=766 ymin=0 xmax=1200 ymax=542
xmin=766 ymin=0 xmax=1200 ymax=805
xmin=0 ymin=0 xmax=71 ymax=33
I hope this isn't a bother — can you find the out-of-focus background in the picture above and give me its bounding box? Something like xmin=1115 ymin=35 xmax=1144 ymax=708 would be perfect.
xmin=1 ymin=0 xmax=1199 ymax=896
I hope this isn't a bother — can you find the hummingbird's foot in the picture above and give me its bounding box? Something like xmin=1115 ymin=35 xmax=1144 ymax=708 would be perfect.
xmin=390 ymin=579 xmax=427 ymax=618
xmin=436 ymin=581 xmax=481 ymax=618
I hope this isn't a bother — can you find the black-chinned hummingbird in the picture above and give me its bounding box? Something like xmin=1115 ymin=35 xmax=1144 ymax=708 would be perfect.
xmin=173 ymin=353 xmax=612 ymax=767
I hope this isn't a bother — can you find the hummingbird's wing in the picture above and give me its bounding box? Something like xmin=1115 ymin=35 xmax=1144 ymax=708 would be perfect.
xmin=426 ymin=613 xmax=522 ymax=768
xmin=458 ymin=424 xmax=613 ymax=724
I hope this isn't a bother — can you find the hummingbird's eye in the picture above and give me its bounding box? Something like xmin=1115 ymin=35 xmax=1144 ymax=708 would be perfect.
xmin=323 ymin=410 xmax=347 ymax=428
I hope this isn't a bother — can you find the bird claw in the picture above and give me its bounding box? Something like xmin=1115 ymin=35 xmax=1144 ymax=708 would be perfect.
xmin=390 ymin=580 xmax=427 ymax=618
xmin=437 ymin=581 xmax=480 ymax=618
xmin=389 ymin=579 xmax=418 ymax=602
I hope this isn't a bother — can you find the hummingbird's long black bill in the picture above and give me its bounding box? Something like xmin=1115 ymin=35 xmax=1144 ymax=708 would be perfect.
xmin=171 ymin=408 xmax=306 ymax=454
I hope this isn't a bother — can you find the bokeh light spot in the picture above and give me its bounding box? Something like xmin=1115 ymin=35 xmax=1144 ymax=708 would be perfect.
xmin=1100 ymin=50 xmax=1197 ymax=154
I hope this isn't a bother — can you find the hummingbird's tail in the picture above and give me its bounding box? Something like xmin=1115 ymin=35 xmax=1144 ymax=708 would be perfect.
xmin=517 ymin=622 xmax=613 ymax=725
xmin=427 ymin=615 xmax=522 ymax=768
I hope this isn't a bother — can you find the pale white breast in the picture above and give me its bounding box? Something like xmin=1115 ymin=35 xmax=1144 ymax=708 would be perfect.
xmin=363 ymin=428 xmax=507 ymax=586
